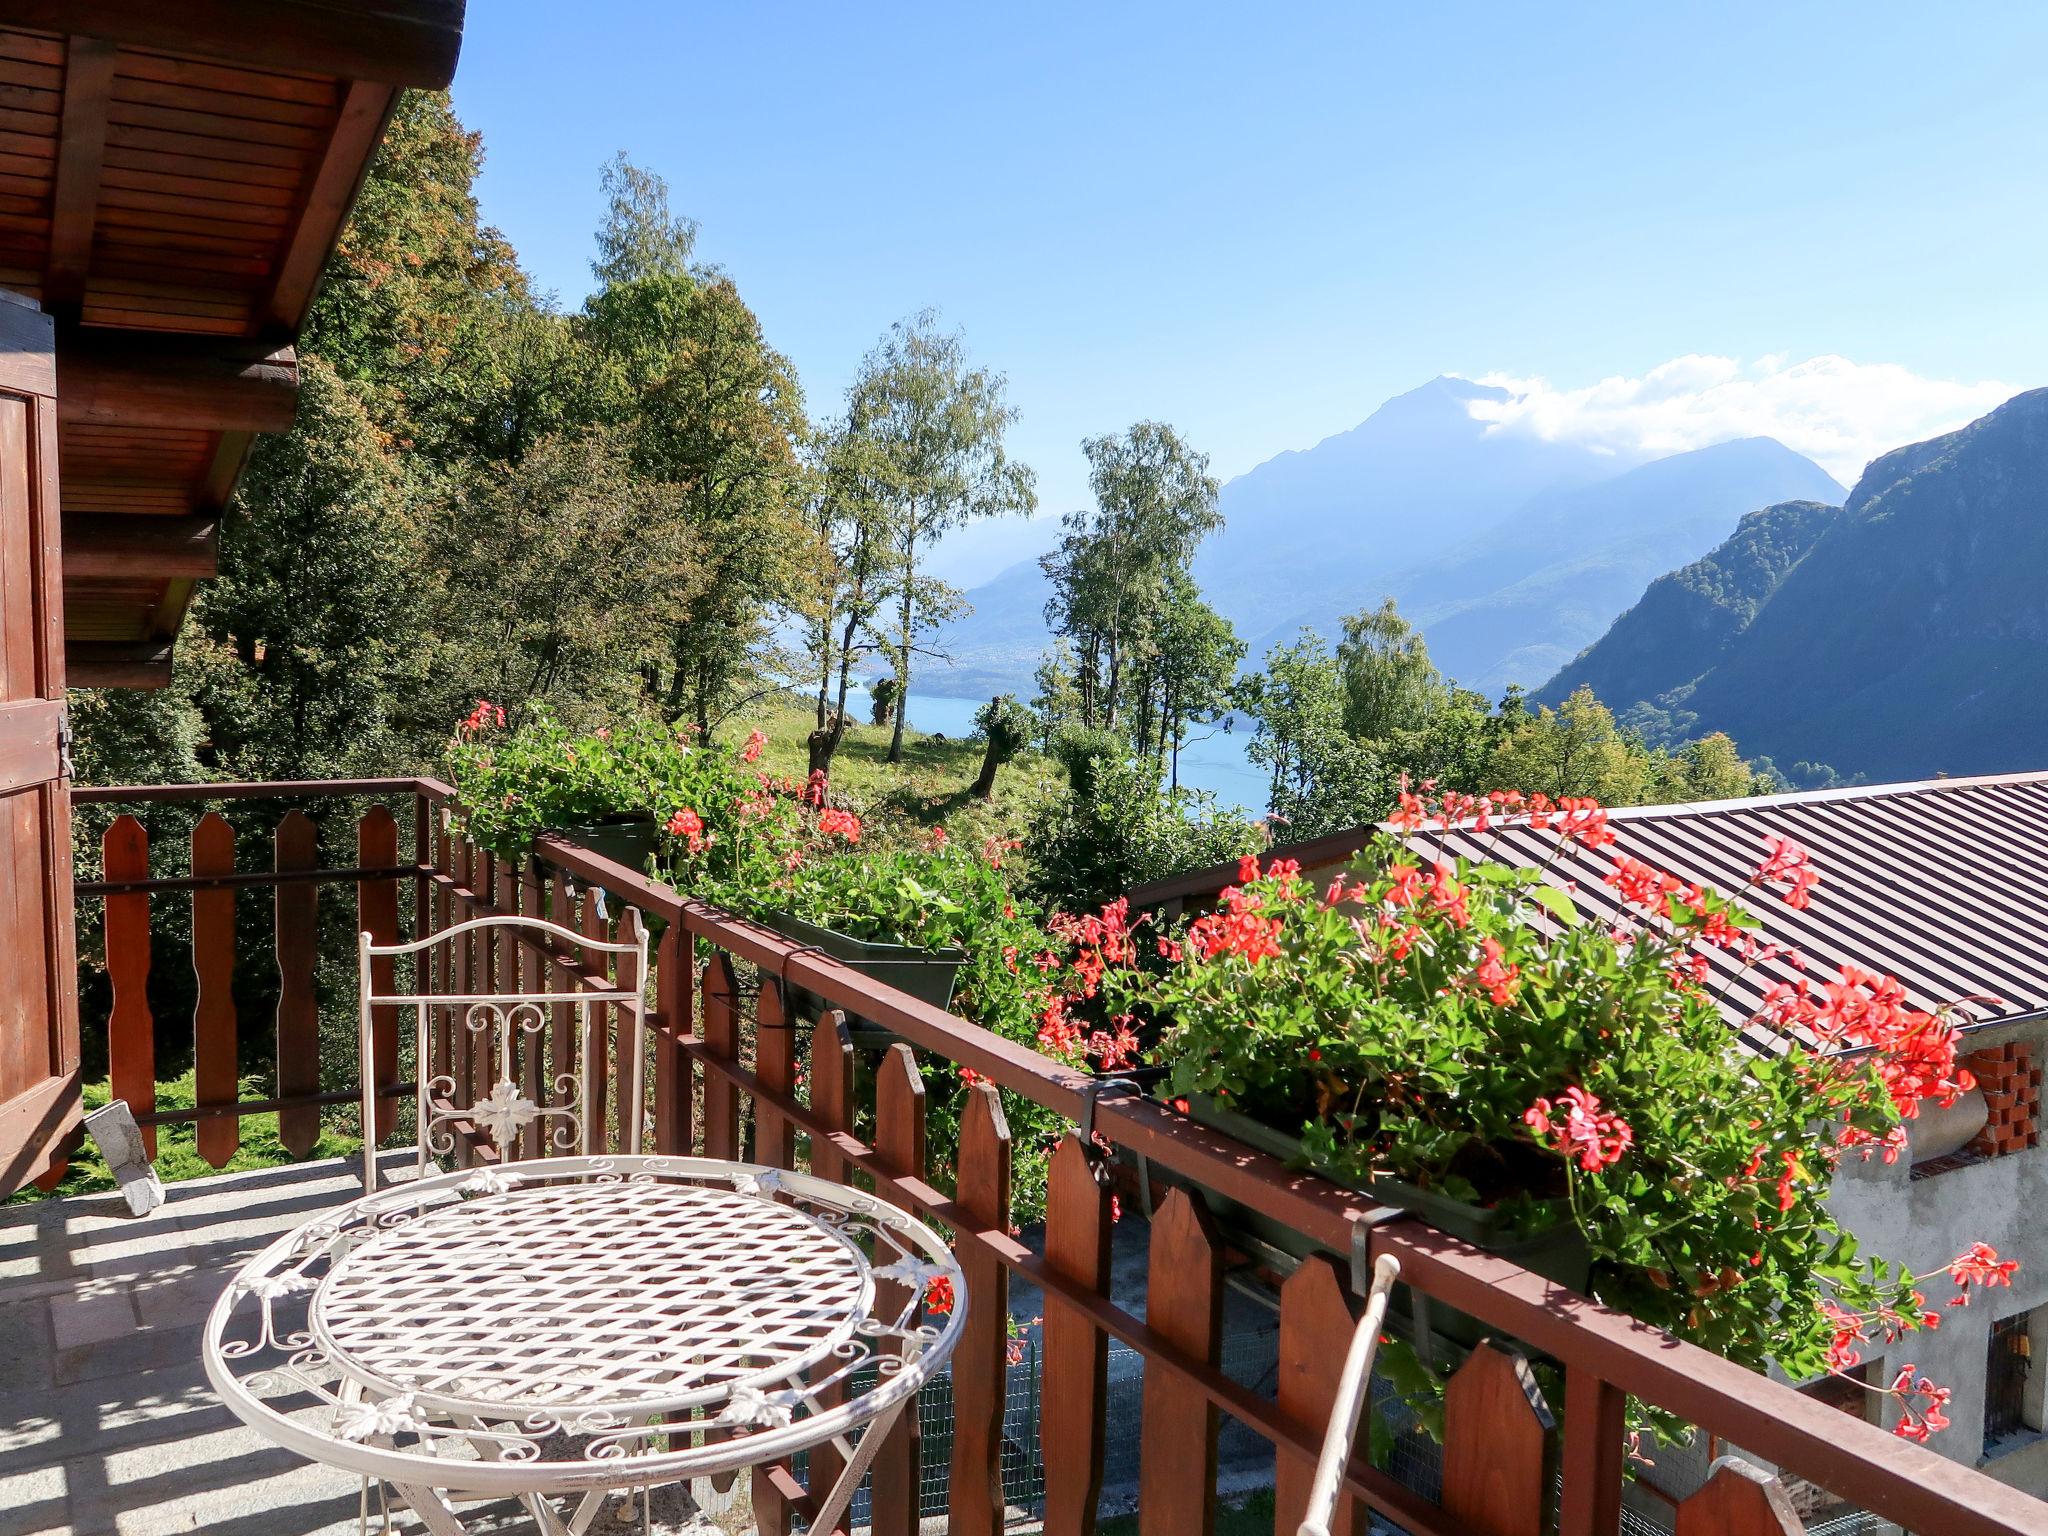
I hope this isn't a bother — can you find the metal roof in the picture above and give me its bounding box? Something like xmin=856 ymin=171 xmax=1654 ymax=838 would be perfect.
xmin=1135 ymin=771 xmax=2048 ymax=1057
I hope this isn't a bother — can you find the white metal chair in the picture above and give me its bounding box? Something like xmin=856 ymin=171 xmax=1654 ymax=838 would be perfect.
xmin=1298 ymin=1253 xmax=1402 ymax=1536
xmin=356 ymin=914 xmax=650 ymax=1191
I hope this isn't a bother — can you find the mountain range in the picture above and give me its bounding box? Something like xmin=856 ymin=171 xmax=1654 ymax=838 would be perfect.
xmin=1541 ymin=387 xmax=2048 ymax=782
xmin=925 ymin=376 xmax=1843 ymax=701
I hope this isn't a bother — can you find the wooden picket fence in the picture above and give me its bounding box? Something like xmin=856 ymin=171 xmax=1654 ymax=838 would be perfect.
xmin=60 ymin=778 xmax=2048 ymax=1536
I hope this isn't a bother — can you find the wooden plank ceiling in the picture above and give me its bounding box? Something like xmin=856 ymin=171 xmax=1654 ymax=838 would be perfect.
xmin=0 ymin=3 xmax=464 ymax=687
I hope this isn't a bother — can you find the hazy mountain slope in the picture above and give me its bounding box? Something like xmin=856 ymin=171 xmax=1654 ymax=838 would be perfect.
xmin=1196 ymin=375 xmax=1631 ymax=653
xmin=1544 ymin=388 xmax=2048 ymax=781
xmin=1534 ymin=498 xmax=1845 ymax=714
xmin=923 ymin=379 xmax=1840 ymax=707
xmin=921 ymin=554 xmax=1053 ymax=699
xmin=1396 ymin=439 xmax=1845 ymax=695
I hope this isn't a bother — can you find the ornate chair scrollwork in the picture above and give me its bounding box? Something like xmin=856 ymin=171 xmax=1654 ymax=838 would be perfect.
xmin=356 ymin=912 xmax=649 ymax=1190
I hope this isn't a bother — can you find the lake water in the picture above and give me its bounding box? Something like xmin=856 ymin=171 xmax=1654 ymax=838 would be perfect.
xmin=864 ymin=687 xmax=1269 ymax=815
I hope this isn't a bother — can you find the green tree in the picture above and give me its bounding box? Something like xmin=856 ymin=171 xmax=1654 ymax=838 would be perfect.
xmin=580 ymin=156 xmax=814 ymax=734
xmin=415 ymin=427 xmax=702 ymax=729
xmin=970 ymin=695 xmax=1033 ymax=799
xmin=188 ymin=359 xmax=418 ymax=779
xmin=1337 ymin=598 xmax=1447 ymax=740
xmin=1041 ymin=421 xmax=1221 ymax=731
xmin=1485 ymin=685 xmax=1658 ymax=803
xmin=1238 ymin=633 xmax=1387 ymax=838
xmin=847 ymin=313 xmax=1037 ymax=764
xmin=803 ymin=406 xmax=904 ymax=772
xmin=307 ymin=91 xmax=530 ymax=462
xmin=1137 ymin=577 xmax=1243 ymax=790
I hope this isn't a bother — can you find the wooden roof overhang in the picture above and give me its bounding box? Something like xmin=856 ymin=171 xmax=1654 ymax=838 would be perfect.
xmin=0 ymin=3 xmax=465 ymax=687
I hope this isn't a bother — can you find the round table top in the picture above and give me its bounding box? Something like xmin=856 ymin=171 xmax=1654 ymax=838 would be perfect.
xmin=203 ymin=1155 xmax=965 ymax=1495
xmin=312 ymin=1175 xmax=872 ymax=1417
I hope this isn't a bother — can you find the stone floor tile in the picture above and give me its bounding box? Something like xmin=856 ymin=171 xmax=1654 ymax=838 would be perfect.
xmin=48 ymin=1289 xmax=137 ymax=1353
xmin=130 ymin=1269 xmax=227 ymax=1333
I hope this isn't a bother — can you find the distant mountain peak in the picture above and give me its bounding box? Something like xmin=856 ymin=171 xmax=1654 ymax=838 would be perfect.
xmin=1537 ymin=386 xmax=2048 ymax=782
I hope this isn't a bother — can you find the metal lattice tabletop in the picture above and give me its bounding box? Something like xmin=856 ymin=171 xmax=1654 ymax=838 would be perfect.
xmin=204 ymin=1156 xmax=966 ymax=1535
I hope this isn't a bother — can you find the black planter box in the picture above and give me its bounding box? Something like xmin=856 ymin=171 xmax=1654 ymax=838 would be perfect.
xmin=757 ymin=911 xmax=966 ymax=1046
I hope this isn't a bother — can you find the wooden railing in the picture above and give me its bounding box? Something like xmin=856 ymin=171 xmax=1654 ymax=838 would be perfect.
xmin=64 ymin=778 xmax=2048 ymax=1536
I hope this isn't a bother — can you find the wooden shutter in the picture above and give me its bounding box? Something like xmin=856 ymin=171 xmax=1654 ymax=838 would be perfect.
xmin=0 ymin=293 xmax=80 ymax=1194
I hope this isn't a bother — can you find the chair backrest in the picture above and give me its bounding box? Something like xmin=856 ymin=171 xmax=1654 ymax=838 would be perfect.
xmin=357 ymin=912 xmax=649 ymax=1190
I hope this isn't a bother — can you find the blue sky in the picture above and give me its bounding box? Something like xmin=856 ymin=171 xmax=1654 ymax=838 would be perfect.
xmin=451 ymin=3 xmax=2047 ymax=584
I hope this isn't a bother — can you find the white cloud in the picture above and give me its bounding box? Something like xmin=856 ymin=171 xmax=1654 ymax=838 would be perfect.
xmin=1460 ymin=355 xmax=2018 ymax=486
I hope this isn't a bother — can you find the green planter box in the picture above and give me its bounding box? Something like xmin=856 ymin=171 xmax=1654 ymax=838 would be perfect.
xmin=757 ymin=911 xmax=966 ymax=1046
xmin=553 ymin=813 xmax=660 ymax=874
xmin=1156 ymin=1092 xmax=1590 ymax=1351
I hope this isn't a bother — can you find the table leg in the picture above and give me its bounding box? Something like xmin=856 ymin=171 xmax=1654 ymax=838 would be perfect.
xmin=809 ymin=1397 xmax=910 ymax=1536
xmin=389 ymin=1483 xmax=473 ymax=1536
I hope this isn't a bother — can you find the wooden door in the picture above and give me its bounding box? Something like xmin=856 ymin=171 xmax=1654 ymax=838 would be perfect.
xmin=0 ymin=293 xmax=79 ymax=1194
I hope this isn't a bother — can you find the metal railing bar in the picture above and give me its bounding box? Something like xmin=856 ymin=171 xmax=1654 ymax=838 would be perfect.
xmin=77 ymin=862 xmax=419 ymax=897
xmin=73 ymin=778 xmax=422 ymax=804
xmin=131 ymin=1082 xmax=415 ymax=1128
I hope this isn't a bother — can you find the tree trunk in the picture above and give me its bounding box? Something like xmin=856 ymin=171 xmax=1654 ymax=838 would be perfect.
xmin=971 ymin=732 xmax=1002 ymax=800
xmin=888 ymin=510 xmax=915 ymax=764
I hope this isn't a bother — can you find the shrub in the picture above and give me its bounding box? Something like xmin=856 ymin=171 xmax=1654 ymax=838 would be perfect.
xmin=869 ymin=675 xmax=898 ymax=726
xmin=1027 ymin=749 xmax=1262 ymax=912
xmin=1086 ymin=790 xmax=2011 ymax=1443
xmin=1046 ymin=722 xmax=1125 ymax=797
xmin=442 ymin=703 xmax=755 ymax=861
xmin=970 ymin=694 xmax=1034 ymax=798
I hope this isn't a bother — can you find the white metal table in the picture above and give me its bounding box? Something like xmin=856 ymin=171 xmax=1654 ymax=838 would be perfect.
xmin=204 ymin=1154 xmax=966 ymax=1534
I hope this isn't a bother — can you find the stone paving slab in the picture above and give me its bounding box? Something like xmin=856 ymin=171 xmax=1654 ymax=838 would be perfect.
xmin=0 ymin=1156 xmax=434 ymax=1535
xmin=0 ymin=1156 xmax=733 ymax=1535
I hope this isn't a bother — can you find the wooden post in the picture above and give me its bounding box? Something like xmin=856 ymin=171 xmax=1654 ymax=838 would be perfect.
xmin=548 ymin=872 xmax=575 ymax=1125
xmin=1675 ymin=1459 xmax=1807 ymax=1536
xmin=469 ymin=848 xmax=496 ymax=1119
xmin=616 ymin=909 xmax=647 ymax=1153
xmin=1042 ymin=1133 xmax=1112 ymax=1536
xmin=1140 ymin=1189 xmax=1224 ymax=1536
xmin=430 ymin=821 xmax=452 ymax=1092
xmin=102 ymin=815 xmax=154 ymax=1157
xmin=950 ymin=1081 xmax=1013 ymax=1536
xmin=190 ymin=812 xmax=238 ymax=1167
xmin=651 ymin=921 xmax=692 ymax=1155
xmin=1441 ymin=1342 xmax=1556 ymax=1536
xmin=753 ymin=974 xmax=795 ymax=1171
xmin=701 ymin=953 xmax=740 ymax=1160
xmin=805 ymin=1011 xmax=856 ymax=1508
xmin=1274 ymin=1256 xmax=1365 ymax=1536
xmin=448 ymin=839 xmax=471 ymax=1165
xmin=579 ymin=890 xmax=612 ymax=1155
xmin=516 ymin=858 xmax=544 ymax=1159
xmin=748 ymin=973 xmax=796 ymax=1530
xmin=356 ymin=806 xmax=400 ymax=1143
xmin=273 ymin=810 xmax=319 ymax=1158
xmin=1558 ymin=1367 xmax=1627 ymax=1536
xmin=869 ymin=1043 xmax=928 ymax=1536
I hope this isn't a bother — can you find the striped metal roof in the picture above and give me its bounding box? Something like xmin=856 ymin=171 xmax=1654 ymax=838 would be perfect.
xmin=1407 ymin=772 xmax=2048 ymax=1057
xmin=1133 ymin=772 xmax=2048 ymax=1057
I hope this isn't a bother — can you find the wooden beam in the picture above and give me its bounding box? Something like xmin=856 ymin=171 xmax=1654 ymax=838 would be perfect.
xmin=0 ymin=2 xmax=466 ymax=90
xmin=63 ymin=513 xmax=218 ymax=581
xmin=263 ymin=79 xmax=397 ymax=334
xmin=58 ymin=330 xmax=299 ymax=434
xmin=46 ymin=37 xmax=116 ymax=315
xmin=66 ymin=640 xmax=174 ymax=690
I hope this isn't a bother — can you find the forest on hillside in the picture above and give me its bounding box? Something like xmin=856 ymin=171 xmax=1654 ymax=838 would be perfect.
xmin=72 ymin=90 xmax=1786 ymax=900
